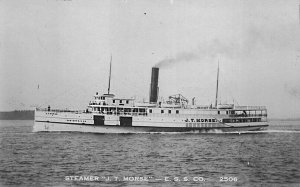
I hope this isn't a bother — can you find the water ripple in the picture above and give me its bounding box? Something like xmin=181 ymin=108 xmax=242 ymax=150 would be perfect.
xmin=0 ymin=120 xmax=299 ymax=186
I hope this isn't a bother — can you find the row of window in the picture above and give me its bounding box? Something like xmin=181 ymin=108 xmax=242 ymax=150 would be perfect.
xmin=149 ymin=109 xmax=180 ymax=114
xmin=186 ymin=123 xmax=218 ymax=128
xmin=93 ymin=107 xmax=146 ymax=113
xmin=66 ymin=119 xmax=87 ymax=123
xmin=46 ymin=112 xmax=57 ymax=115
xmin=217 ymin=110 xmax=267 ymax=115
xmin=112 ymin=100 xmax=130 ymax=104
xmin=223 ymin=118 xmax=261 ymax=123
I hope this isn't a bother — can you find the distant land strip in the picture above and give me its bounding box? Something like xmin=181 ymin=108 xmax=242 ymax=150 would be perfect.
xmin=0 ymin=110 xmax=34 ymax=120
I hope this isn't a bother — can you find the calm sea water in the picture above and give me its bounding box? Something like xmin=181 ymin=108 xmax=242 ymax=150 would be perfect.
xmin=0 ymin=120 xmax=299 ymax=187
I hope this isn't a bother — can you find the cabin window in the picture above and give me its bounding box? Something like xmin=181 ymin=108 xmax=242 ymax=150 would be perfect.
xmin=218 ymin=111 xmax=220 ymax=115
xmin=168 ymin=110 xmax=171 ymax=114
xmin=149 ymin=109 xmax=152 ymax=113
xmin=113 ymin=100 xmax=115 ymax=103
xmin=120 ymin=100 xmax=122 ymax=104
xmin=176 ymin=110 xmax=179 ymax=114
xmin=226 ymin=111 xmax=228 ymax=115
xmin=126 ymin=100 xmax=129 ymax=104
xmin=223 ymin=119 xmax=230 ymax=123
xmin=161 ymin=110 xmax=164 ymax=114
xmin=133 ymin=108 xmax=138 ymax=113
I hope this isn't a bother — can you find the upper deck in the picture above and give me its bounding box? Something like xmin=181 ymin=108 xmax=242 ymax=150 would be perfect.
xmin=37 ymin=92 xmax=267 ymax=120
xmin=87 ymin=92 xmax=267 ymax=117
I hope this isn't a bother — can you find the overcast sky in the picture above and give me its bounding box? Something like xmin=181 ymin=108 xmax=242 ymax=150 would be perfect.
xmin=0 ymin=0 xmax=299 ymax=118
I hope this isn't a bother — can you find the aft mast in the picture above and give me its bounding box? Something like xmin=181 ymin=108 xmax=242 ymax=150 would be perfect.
xmin=108 ymin=55 xmax=112 ymax=94
xmin=215 ymin=61 xmax=219 ymax=108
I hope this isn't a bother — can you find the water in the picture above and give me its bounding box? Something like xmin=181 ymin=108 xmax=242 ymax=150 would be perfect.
xmin=0 ymin=120 xmax=299 ymax=186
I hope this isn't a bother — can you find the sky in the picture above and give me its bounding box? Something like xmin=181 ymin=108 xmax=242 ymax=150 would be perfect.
xmin=0 ymin=0 xmax=299 ymax=118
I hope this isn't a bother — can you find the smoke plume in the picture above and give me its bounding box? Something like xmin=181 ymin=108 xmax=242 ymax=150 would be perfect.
xmin=154 ymin=39 xmax=239 ymax=68
xmin=154 ymin=52 xmax=199 ymax=68
xmin=154 ymin=22 xmax=300 ymax=69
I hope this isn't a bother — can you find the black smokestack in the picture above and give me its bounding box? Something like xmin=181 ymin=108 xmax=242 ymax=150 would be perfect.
xmin=149 ymin=67 xmax=159 ymax=103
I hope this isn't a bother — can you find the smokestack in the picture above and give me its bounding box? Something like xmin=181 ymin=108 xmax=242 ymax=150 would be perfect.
xmin=149 ymin=67 xmax=159 ymax=103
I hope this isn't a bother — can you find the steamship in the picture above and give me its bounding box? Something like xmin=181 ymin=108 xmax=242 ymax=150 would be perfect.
xmin=33 ymin=59 xmax=268 ymax=133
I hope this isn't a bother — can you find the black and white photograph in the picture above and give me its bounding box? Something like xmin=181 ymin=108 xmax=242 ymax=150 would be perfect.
xmin=0 ymin=0 xmax=299 ymax=186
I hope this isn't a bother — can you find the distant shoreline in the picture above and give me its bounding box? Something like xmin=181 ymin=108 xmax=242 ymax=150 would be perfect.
xmin=269 ymin=118 xmax=300 ymax=121
xmin=0 ymin=110 xmax=34 ymax=120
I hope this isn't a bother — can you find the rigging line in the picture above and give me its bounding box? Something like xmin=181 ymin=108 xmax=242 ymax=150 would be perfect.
xmin=215 ymin=60 xmax=219 ymax=108
xmin=108 ymin=54 xmax=112 ymax=94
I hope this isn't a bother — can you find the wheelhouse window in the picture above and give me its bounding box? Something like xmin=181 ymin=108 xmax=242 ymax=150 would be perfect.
xmin=161 ymin=110 xmax=164 ymax=114
xmin=168 ymin=110 xmax=171 ymax=114
xmin=120 ymin=100 xmax=122 ymax=104
xmin=149 ymin=109 xmax=152 ymax=113
xmin=176 ymin=110 xmax=179 ymax=114
xmin=126 ymin=100 xmax=129 ymax=104
xmin=113 ymin=100 xmax=115 ymax=103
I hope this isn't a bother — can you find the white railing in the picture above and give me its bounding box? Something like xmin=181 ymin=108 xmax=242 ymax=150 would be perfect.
xmin=234 ymin=106 xmax=267 ymax=110
xmin=36 ymin=108 xmax=86 ymax=114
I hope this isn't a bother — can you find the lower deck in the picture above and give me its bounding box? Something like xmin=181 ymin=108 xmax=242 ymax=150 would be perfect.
xmin=33 ymin=120 xmax=268 ymax=133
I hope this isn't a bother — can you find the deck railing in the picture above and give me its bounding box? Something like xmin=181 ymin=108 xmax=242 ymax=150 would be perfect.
xmin=234 ymin=106 xmax=267 ymax=110
xmin=36 ymin=108 xmax=86 ymax=114
xmin=36 ymin=108 xmax=268 ymax=118
xmin=229 ymin=114 xmax=268 ymax=118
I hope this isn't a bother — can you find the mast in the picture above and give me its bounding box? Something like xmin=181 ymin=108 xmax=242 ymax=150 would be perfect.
xmin=215 ymin=61 xmax=219 ymax=108
xmin=108 ymin=55 xmax=112 ymax=94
